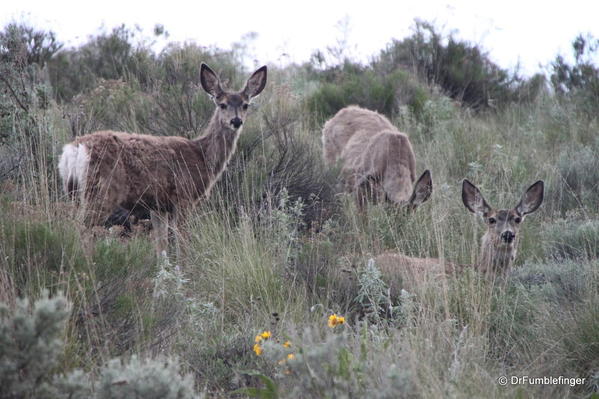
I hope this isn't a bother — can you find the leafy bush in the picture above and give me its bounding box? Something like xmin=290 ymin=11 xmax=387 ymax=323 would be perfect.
xmin=550 ymin=34 xmax=599 ymax=118
xmin=0 ymin=23 xmax=61 ymax=178
xmin=377 ymin=21 xmax=519 ymax=109
xmin=249 ymin=324 xmax=415 ymax=399
xmin=59 ymin=39 xmax=244 ymax=138
xmin=0 ymin=291 xmax=75 ymax=398
xmin=95 ymin=356 xmax=197 ymax=399
xmin=48 ymin=25 xmax=156 ymax=102
xmin=306 ymin=63 xmax=429 ymax=122
xmin=0 ymin=292 xmax=199 ymax=399
xmin=552 ymin=145 xmax=599 ymax=215
xmin=1 ymin=217 xmax=86 ymax=296
xmin=543 ymin=219 xmax=599 ymax=260
xmin=493 ymin=260 xmax=599 ymax=394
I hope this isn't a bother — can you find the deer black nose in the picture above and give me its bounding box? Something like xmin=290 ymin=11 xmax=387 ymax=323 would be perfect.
xmin=501 ymin=231 xmax=515 ymax=243
xmin=230 ymin=117 xmax=243 ymax=128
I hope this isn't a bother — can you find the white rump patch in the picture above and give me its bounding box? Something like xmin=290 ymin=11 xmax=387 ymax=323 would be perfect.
xmin=58 ymin=143 xmax=89 ymax=194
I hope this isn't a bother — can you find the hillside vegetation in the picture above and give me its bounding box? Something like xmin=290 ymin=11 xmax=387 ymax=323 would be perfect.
xmin=1 ymin=22 xmax=598 ymax=398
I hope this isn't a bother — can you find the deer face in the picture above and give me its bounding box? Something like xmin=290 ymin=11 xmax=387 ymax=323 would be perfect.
xmin=462 ymin=179 xmax=544 ymax=272
xmin=357 ymin=169 xmax=433 ymax=212
xmin=200 ymin=64 xmax=267 ymax=131
xmin=462 ymin=180 xmax=544 ymax=247
xmin=481 ymin=209 xmax=524 ymax=248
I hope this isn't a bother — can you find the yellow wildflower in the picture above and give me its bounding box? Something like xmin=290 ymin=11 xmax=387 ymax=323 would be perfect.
xmin=283 ymin=340 xmax=292 ymax=348
xmin=287 ymin=353 xmax=295 ymax=360
xmin=255 ymin=330 xmax=272 ymax=343
xmin=328 ymin=314 xmax=345 ymax=328
xmin=253 ymin=343 xmax=263 ymax=356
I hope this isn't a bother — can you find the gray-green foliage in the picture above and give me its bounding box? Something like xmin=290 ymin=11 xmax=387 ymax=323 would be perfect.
xmin=96 ymin=356 xmax=197 ymax=399
xmin=0 ymin=292 xmax=199 ymax=399
xmin=491 ymin=260 xmax=599 ymax=391
xmin=259 ymin=326 xmax=414 ymax=399
xmin=0 ymin=291 xmax=72 ymax=399
xmin=553 ymin=145 xmax=599 ymax=215
xmin=543 ymin=218 xmax=599 ymax=260
xmin=550 ymin=34 xmax=599 ymax=118
xmin=0 ymin=23 xmax=58 ymax=179
xmin=354 ymin=258 xmax=392 ymax=321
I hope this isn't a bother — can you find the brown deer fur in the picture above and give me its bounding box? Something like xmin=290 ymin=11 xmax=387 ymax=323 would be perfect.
xmin=371 ymin=180 xmax=544 ymax=292
xmin=58 ymin=64 xmax=267 ymax=256
xmin=322 ymin=106 xmax=432 ymax=209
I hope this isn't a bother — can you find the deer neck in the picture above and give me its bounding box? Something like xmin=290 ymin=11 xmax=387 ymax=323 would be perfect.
xmin=195 ymin=112 xmax=242 ymax=178
xmin=478 ymin=232 xmax=517 ymax=275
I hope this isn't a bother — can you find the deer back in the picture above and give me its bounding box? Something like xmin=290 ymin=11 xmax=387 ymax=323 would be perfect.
xmin=322 ymin=106 xmax=431 ymax=207
xmin=322 ymin=106 xmax=396 ymax=166
xmin=74 ymin=131 xmax=209 ymax=212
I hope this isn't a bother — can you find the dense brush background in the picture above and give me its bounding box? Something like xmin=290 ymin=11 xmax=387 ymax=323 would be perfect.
xmin=1 ymin=20 xmax=598 ymax=398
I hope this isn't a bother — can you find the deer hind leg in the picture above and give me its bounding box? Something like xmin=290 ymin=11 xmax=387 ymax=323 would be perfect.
xmin=80 ymin=179 xmax=121 ymax=228
xmin=169 ymin=208 xmax=183 ymax=261
xmin=151 ymin=211 xmax=170 ymax=259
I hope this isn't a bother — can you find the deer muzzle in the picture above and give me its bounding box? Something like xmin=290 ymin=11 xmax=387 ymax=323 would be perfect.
xmin=230 ymin=117 xmax=243 ymax=129
xmin=500 ymin=231 xmax=515 ymax=244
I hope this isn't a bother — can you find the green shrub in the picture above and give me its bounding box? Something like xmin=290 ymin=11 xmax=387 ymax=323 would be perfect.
xmin=552 ymin=145 xmax=599 ymax=215
xmin=95 ymin=356 xmax=197 ymax=399
xmin=497 ymin=260 xmax=599 ymax=394
xmin=377 ymin=20 xmax=519 ymax=109
xmin=306 ymin=64 xmax=428 ymax=122
xmin=550 ymin=34 xmax=599 ymax=119
xmin=555 ymin=300 xmax=599 ymax=388
xmin=0 ymin=291 xmax=74 ymax=398
xmin=543 ymin=219 xmax=599 ymax=260
xmin=0 ymin=292 xmax=199 ymax=399
xmin=48 ymin=25 xmax=156 ymax=102
xmin=1 ymin=218 xmax=86 ymax=296
xmin=250 ymin=325 xmax=415 ymax=399
xmin=0 ymin=23 xmax=63 ymax=180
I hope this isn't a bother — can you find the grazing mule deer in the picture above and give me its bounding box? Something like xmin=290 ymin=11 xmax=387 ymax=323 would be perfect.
xmin=374 ymin=179 xmax=544 ymax=291
xmin=58 ymin=63 xmax=267 ymax=256
xmin=322 ymin=106 xmax=432 ymax=210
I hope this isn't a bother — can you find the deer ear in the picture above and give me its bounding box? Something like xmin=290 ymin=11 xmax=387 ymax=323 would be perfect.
xmin=408 ymin=170 xmax=433 ymax=208
xmin=515 ymin=180 xmax=544 ymax=216
xmin=462 ymin=179 xmax=492 ymax=217
xmin=242 ymin=65 xmax=267 ymax=99
xmin=200 ymin=63 xmax=224 ymax=98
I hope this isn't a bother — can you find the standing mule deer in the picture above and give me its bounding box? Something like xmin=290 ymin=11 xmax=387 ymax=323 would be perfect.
xmin=58 ymin=63 xmax=267 ymax=256
xmin=322 ymin=106 xmax=432 ymax=210
xmin=374 ymin=179 xmax=545 ymax=291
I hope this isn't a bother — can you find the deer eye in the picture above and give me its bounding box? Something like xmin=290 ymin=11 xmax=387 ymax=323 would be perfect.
xmin=219 ymin=103 xmax=227 ymax=110
xmin=242 ymin=103 xmax=249 ymax=110
xmin=488 ymin=217 xmax=496 ymax=225
xmin=514 ymin=217 xmax=522 ymax=224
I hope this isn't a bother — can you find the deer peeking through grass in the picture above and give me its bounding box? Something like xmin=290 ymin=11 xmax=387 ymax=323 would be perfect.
xmin=322 ymin=106 xmax=432 ymax=211
xmin=58 ymin=63 xmax=267 ymax=257
xmin=374 ymin=179 xmax=545 ymax=291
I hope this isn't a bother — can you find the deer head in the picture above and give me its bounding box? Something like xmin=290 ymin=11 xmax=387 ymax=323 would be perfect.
xmin=462 ymin=179 xmax=544 ymax=274
xmin=357 ymin=169 xmax=433 ymax=212
xmin=406 ymin=169 xmax=433 ymax=210
xmin=200 ymin=63 xmax=267 ymax=130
